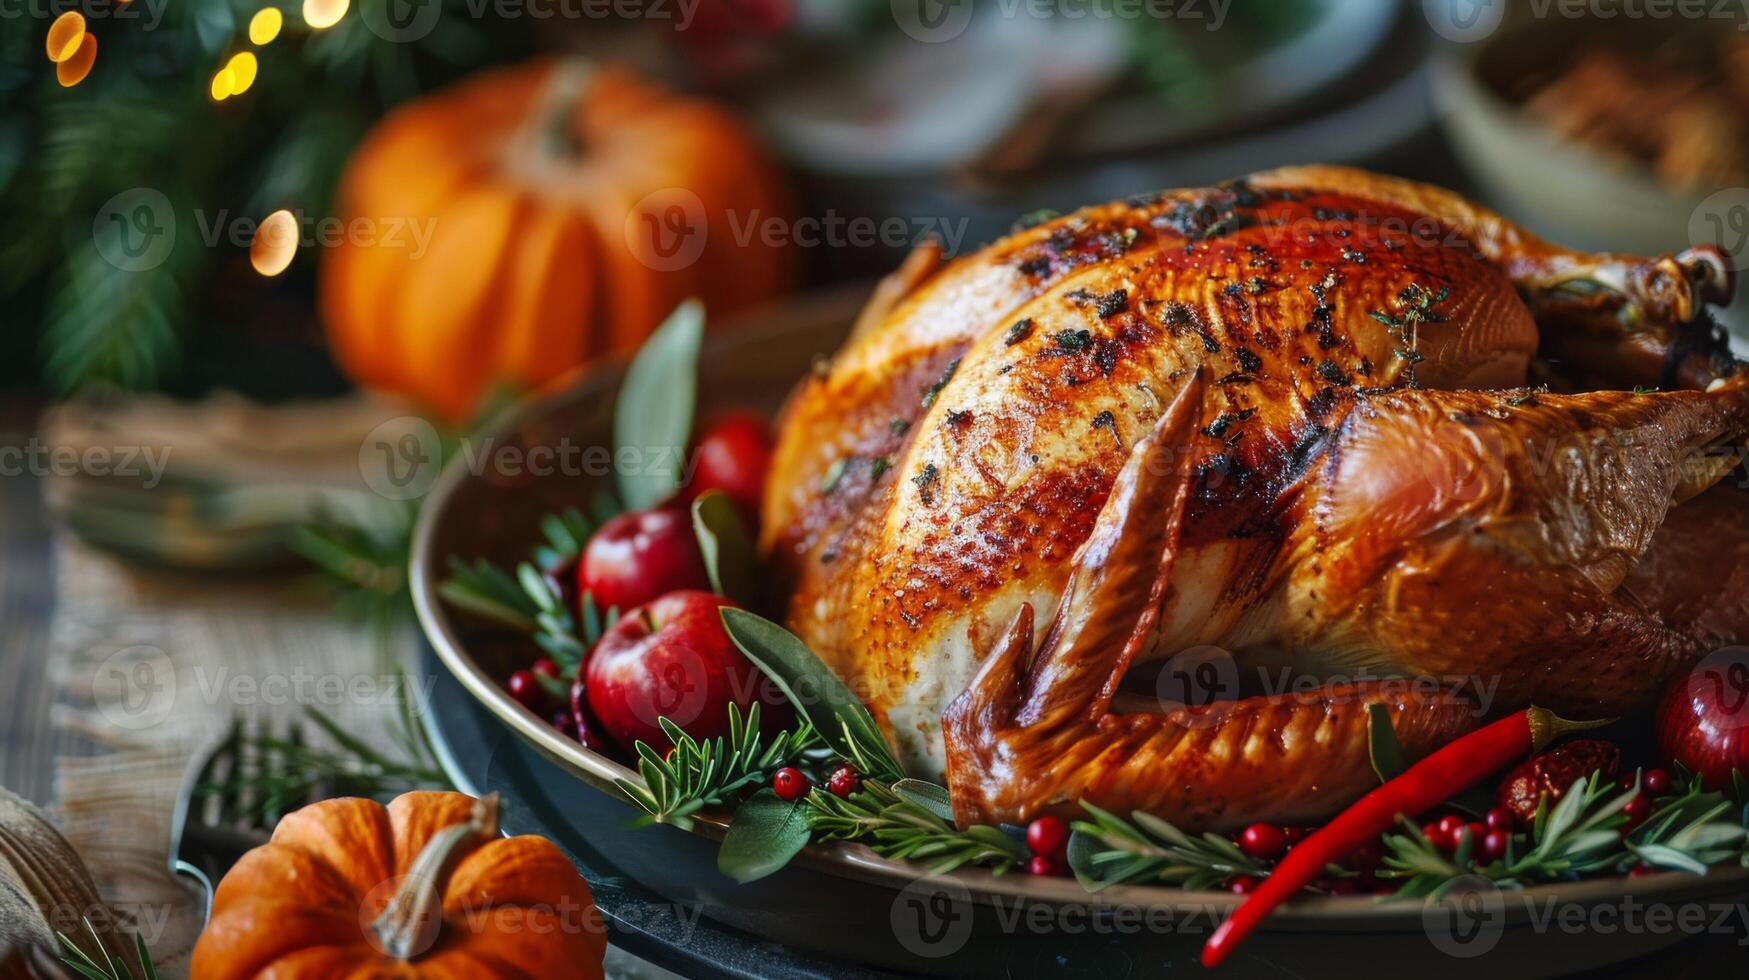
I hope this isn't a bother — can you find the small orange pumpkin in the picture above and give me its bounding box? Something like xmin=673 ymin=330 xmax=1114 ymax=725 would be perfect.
xmin=321 ymin=58 xmax=795 ymax=422
xmin=190 ymin=792 xmax=605 ymax=979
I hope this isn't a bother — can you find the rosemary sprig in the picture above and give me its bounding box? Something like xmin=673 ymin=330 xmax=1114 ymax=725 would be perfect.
xmin=195 ymin=703 xmax=448 ymax=820
xmin=615 ymin=702 xmax=821 ymax=831
xmin=806 ymin=779 xmax=1028 ymax=875
xmin=437 ymin=505 xmax=621 ymax=677
xmin=1379 ymin=771 xmax=1749 ymax=898
xmin=58 ymin=919 xmax=158 ymax=980
xmin=1067 ymin=801 xmax=1270 ymax=892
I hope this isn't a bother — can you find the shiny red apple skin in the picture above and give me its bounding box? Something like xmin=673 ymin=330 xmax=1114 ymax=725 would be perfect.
xmin=579 ymin=506 xmax=710 ymax=614
xmin=683 ymin=412 xmax=772 ymax=519
xmin=1655 ymin=648 xmax=1749 ymax=791
xmin=584 ymin=590 xmax=790 ymax=751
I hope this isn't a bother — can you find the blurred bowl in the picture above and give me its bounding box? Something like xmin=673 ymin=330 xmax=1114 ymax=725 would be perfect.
xmin=1430 ymin=15 xmax=1747 ymax=344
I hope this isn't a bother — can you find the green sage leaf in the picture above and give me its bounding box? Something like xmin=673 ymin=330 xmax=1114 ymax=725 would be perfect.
xmin=720 ymin=608 xmax=904 ymax=780
xmin=892 ymin=779 xmax=954 ymax=822
xmin=717 ymin=789 xmax=811 ymax=883
xmin=615 ymin=299 xmax=704 ymax=510
xmin=1367 ymin=703 xmax=1408 ymax=784
xmin=692 ymin=490 xmax=759 ymax=607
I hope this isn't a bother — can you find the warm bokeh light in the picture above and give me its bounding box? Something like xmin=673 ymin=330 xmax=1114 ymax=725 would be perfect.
xmin=302 ymin=0 xmax=349 ymax=30
xmin=251 ymin=209 xmax=299 ymax=276
xmin=249 ymin=7 xmax=284 ymax=45
xmin=227 ymin=52 xmax=259 ymax=95
xmin=55 ymin=34 xmax=96 ymax=88
xmin=46 ymin=11 xmax=85 ymax=63
xmin=210 ymin=67 xmax=235 ymax=102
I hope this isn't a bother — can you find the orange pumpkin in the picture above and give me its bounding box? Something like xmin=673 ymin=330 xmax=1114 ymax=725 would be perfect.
xmin=321 ymin=58 xmax=795 ymax=422
xmin=190 ymin=792 xmax=605 ymax=979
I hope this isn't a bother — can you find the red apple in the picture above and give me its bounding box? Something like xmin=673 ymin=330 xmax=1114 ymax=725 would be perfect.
xmin=584 ymin=590 xmax=790 ymax=751
xmin=683 ymin=412 xmax=772 ymax=519
xmin=1656 ymin=647 xmax=1749 ymax=790
xmin=579 ymin=506 xmax=709 ymax=614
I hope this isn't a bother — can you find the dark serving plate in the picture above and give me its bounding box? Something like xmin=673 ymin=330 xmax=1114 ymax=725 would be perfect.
xmin=410 ymin=287 xmax=1749 ymax=978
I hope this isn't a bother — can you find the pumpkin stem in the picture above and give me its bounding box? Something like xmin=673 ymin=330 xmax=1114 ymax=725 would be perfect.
xmin=368 ymin=793 xmax=500 ymax=961
xmin=532 ymin=58 xmax=594 ymax=160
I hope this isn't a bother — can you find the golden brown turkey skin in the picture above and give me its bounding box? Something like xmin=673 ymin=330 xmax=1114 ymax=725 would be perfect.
xmin=761 ymin=166 xmax=1749 ymax=829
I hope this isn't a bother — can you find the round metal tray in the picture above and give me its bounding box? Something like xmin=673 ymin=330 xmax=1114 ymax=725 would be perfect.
xmin=410 ymin=287 xmax=1749 ymax=977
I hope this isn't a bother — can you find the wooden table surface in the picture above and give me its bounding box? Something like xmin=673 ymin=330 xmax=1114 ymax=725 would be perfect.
xmin=1 ymin=404 xmax=60 ymax=808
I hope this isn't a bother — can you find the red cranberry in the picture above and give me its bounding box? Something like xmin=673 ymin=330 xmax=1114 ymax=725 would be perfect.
xmin=506 ymin=669 xmax=546 ymax=710
xmin=1027 ymin=855 xmax=1064 ymax=877
xmin=1629 ymin=863 xmax=1656 ymax=878
xmin=1463 ymin=822 xmax=1487 ymax=849
xmin=1422 ymin=822 xmax=1450 ymax=852
xmin=1643 ymin=768 xmax=1672 ymax=796
xmin=532 ymin=657 xmax=560 ymax=679
xmin=1485 ymin=807 xmax=1516 ymax=833
xmin=683 ymin=412 xmax=773 ymax=518
xmin=826 ymin=765 xmax=862 ymax=798
xmin=1026 ymin=816 xmax=1070 ymax=859
xmin=1621 ymin=794 xmax=1652 ymax=831
xmin=1480 ymin=830 xmax=1510 ymax=864
xmin=772 ymin=767 xmax=810 ymax=802
xmin=1228 ymin=875 xmax=1259 ymax=895
xmin=1437 ymin=815 xmax=1466 ymax=840
xmin=1238 ymin=823 xmax=1288 ymax=861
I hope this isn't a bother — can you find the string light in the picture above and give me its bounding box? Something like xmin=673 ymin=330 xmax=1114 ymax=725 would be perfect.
xmin=226 ymin=52 xmax=259 ymax=95
xmin=210 ymin=67 xmax=235 ymax=102
xmin=302 ymin=0 xmax=350 ymax=30
xmin=56 ymin=35 xmax=96 ymax=88
xmin=248 ymin=8 xmax=284 ymax=45
xmin=46 ymin=11 xmax=85 ymax=63
xmin=251 ymin=210 xmax=299 ymax=277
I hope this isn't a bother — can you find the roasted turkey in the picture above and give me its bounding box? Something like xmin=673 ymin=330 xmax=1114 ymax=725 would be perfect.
xmin=759 ymin=166 xmax=1749 ymax=832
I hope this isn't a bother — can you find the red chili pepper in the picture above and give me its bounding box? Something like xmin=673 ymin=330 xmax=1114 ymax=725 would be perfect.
xmin=1201 ymin=706 xmax=1608 ymax=968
